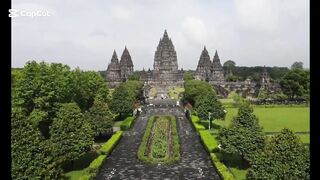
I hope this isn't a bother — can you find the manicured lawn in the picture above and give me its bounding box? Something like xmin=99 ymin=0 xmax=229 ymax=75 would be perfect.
xmin=168 ymin=86 xmax=184 ymax=100
xmin=214 ymin=107 xmax=309 ymax=133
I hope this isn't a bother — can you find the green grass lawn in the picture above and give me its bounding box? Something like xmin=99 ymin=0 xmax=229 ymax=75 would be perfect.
xmin=64 ymin=170 xmax=85 ymax=180
xmin=214 ymin=107 xmax=309 ymax=133
xmin=168 ymin=86 xmax=184 ymax=100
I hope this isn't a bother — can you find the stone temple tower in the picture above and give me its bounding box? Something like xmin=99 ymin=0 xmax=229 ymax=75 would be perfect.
xmin=153 ymin=30 xmax=178 ymax=73
xmin=106 ymin=50 xmax=122 ymax=87
xmin=196 ymin=46 xmax=212 ymax=81
xmin=210 ymin=50 xmax=225 ymax=82
xmin=120 ymin=46 xmax=134 ymax=80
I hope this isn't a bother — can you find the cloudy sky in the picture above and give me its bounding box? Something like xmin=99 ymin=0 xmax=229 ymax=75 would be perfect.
xmin=12 ymin=0 xmax=309 ymax=71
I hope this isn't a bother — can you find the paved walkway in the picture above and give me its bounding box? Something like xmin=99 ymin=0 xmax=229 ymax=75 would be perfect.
xmin=96 ymin=102 xmax=220 ymax=180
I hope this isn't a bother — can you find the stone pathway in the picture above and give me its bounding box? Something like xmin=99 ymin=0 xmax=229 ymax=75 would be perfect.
xmin=96 ymin=102 xmax=220 ymax=180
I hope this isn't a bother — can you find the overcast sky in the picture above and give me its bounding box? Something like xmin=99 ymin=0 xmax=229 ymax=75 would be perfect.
xmin=12 ymin=0 xmax=309 ymax=71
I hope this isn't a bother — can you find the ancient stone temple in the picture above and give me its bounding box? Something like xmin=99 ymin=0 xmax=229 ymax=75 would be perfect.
xmin=120 ymin=46 xmax=134 ymax=80
xmin=195 ymin=48 xmax=225 ymax=83
xmin=106 ymin=47 xmax=134 ymax=87
xmin=140 ymin=30 xmax=184 ymax=86
xmin=210 ymin=50 xmax=225 ymax=83
xmin=195 ymin=46 xmax=212 ymax=81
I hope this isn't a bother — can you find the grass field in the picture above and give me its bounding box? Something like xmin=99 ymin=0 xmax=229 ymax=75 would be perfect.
xmin=214 ymin=107 xmax=309 ymax=133
xmin=168 ymin=87 xmax=184 ymax=100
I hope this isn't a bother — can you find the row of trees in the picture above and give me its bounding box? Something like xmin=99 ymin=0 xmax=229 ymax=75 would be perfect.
xmin=223 ymin=60 xmax=290 ymax=82
xmin=12 ymin=61 xmax=116 ymax=179
xmin=218 ymin=102 xmax=309 ymax=179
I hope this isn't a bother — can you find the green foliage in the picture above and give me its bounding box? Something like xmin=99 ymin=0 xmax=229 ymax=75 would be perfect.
xmin=50 ymin=103 xmax=94 ymax=164
xmin=98 ymin=131 xmax=123 ymax=155
xmin=280 ymin=68 xmax=309 ymax=99
xmin=183 ymin=71 xmax=195 ymax=82
xmin=120 ymin=116 xmax=135 ymax=130
xmin=218 ymin=103 xmax=265 ymax=162
xmin=80 ymin=155 xmax=107 ymax=180
xmin=210 ymin=153 xmax=235 ymax=180
xmin=11 ymin=107 xmax=61 ymax=179
xmin=223 ymin=60 xmax=236 ymax=69
xmin=111 ymin=81 xmax=143 ymax=117
xmin=184 ymin=80 xmax=214 ymax=106
xmin=194 ymin=92 xmax=226 ymax=120
xmin=247 ymin=128 xmax=310 ymax=179
xmin=85 ymin=99 xmax=114 ymax=137
xmin=199 ymin=130 xmax=218 ymax=153
xmin=291 ymin=61 xmax=304 ymax=69
xmin=68 ymin=69 xmax=109 ymax=111
xmin=191 ymin=115 xmax=206 ymax=131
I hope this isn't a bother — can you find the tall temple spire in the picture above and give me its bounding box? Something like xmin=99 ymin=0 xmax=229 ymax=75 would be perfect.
xmin=213 ymin=50 xmax=220 ymax=60
xmin=111 ymin=50 xmax=118 ymax=62
xmin=154 ymin=30 xmax=178 ymax=72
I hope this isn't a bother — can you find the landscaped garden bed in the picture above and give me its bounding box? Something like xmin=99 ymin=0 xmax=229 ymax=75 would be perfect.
xmin=138 ymin=115 xmax=180 ymax=164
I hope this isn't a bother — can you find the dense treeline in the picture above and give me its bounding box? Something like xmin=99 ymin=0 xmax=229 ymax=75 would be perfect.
xmin=11 ymin=61 xmax=119 ymax=179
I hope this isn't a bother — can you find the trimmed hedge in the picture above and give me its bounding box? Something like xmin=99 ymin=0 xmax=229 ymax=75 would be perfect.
xmin=79 ymin=155 xmax=107 ymax=180
xmin=98 ymin=131 xmax=123 ymax=155
xmin=120 ymin=116 xmax=135 ymax=130
xmin=210 ymin=153 xmax=235 ymax=180
xmin=137 ymin=116 xmax=155 ymax=163
xmin=199 ymin=130 xmax=218 ymax=153
xmin=191 ymin=115 xmax=206 ymax=131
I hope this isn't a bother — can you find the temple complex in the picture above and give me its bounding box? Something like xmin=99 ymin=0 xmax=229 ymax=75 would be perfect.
xmin=105 ymin=30 xmax=280 ymax=97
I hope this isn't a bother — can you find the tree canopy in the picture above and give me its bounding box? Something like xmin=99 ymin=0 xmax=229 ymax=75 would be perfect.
xmin=50 ymin=103 xmax=94 ymax=165
xmin=247 ymin=128 xmax=309 ymax=179
xmin=280 ymin=68 xmax=309 ymax=99
xmin=218 ymin=103 xmax=265 ymax=162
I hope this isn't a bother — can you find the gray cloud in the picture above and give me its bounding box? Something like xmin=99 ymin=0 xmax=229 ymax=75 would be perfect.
xmin=12 ymin=0 xmax=309 ymax=71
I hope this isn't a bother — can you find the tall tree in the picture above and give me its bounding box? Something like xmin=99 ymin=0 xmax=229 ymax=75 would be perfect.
xmin=194 ymin=92 xmax=225 ymax=120
xmin=218 ymin=103 xmax=265 ymax=162
xmin=111 ymin=81 xmax=142 ymax=119
xmin=12 ymin=107 xmax=61 ymax=179
xmin=247 ymin=128 xmax=310 ymax=179
xmin=291 ymin=61 xmax=304 ymax=69
xmin=68 ymin=69 xmax=109 ymax=111
xmin=85 ymin=99 xmax=114 ymax=137
xmin=184 ymin=80 xmax=214 ymax=106
xmin=50 ymin=103 xmax=94 ymax=166
xmin=280 ymin=68 xmax=309 ymax=99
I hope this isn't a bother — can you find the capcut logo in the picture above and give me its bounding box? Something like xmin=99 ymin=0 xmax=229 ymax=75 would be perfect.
xmin=9 ymin=8 xmax=51 ymax=18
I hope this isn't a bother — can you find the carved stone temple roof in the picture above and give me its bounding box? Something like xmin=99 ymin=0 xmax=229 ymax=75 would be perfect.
xmin=120 ymin=46 xmax=133 ymax=67
xmin=153 ymin=30 xmax=178 ymax=72
xmin=196 ymin=46 xmax=212 ymax=72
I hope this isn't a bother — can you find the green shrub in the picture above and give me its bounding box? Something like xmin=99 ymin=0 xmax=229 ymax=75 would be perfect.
xmin=191 ymin=115 xmax=206 ymax=131
xmin=79 ymin=155 xmax=107 ymax=180
xmin=199 ymin=130 xmax=218 ymax=153
xmin=120 ymin=116 xmax=135 ymax=130
xmin=98 ymin=131 xmax=123 ymax=155
xmin=191 ymin=115 xmax=200 ymax=122
xmin=137 ymin=116 xmax=155 ymax=163
xmin=210 ymin=153 xmax=235 ymax=180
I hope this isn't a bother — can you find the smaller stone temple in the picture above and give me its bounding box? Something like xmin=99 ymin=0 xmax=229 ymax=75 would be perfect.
xmin=195 ymin=47 xmax=225 ymax=83
xmin=106 ymin=47 xmax=134 ymax=87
